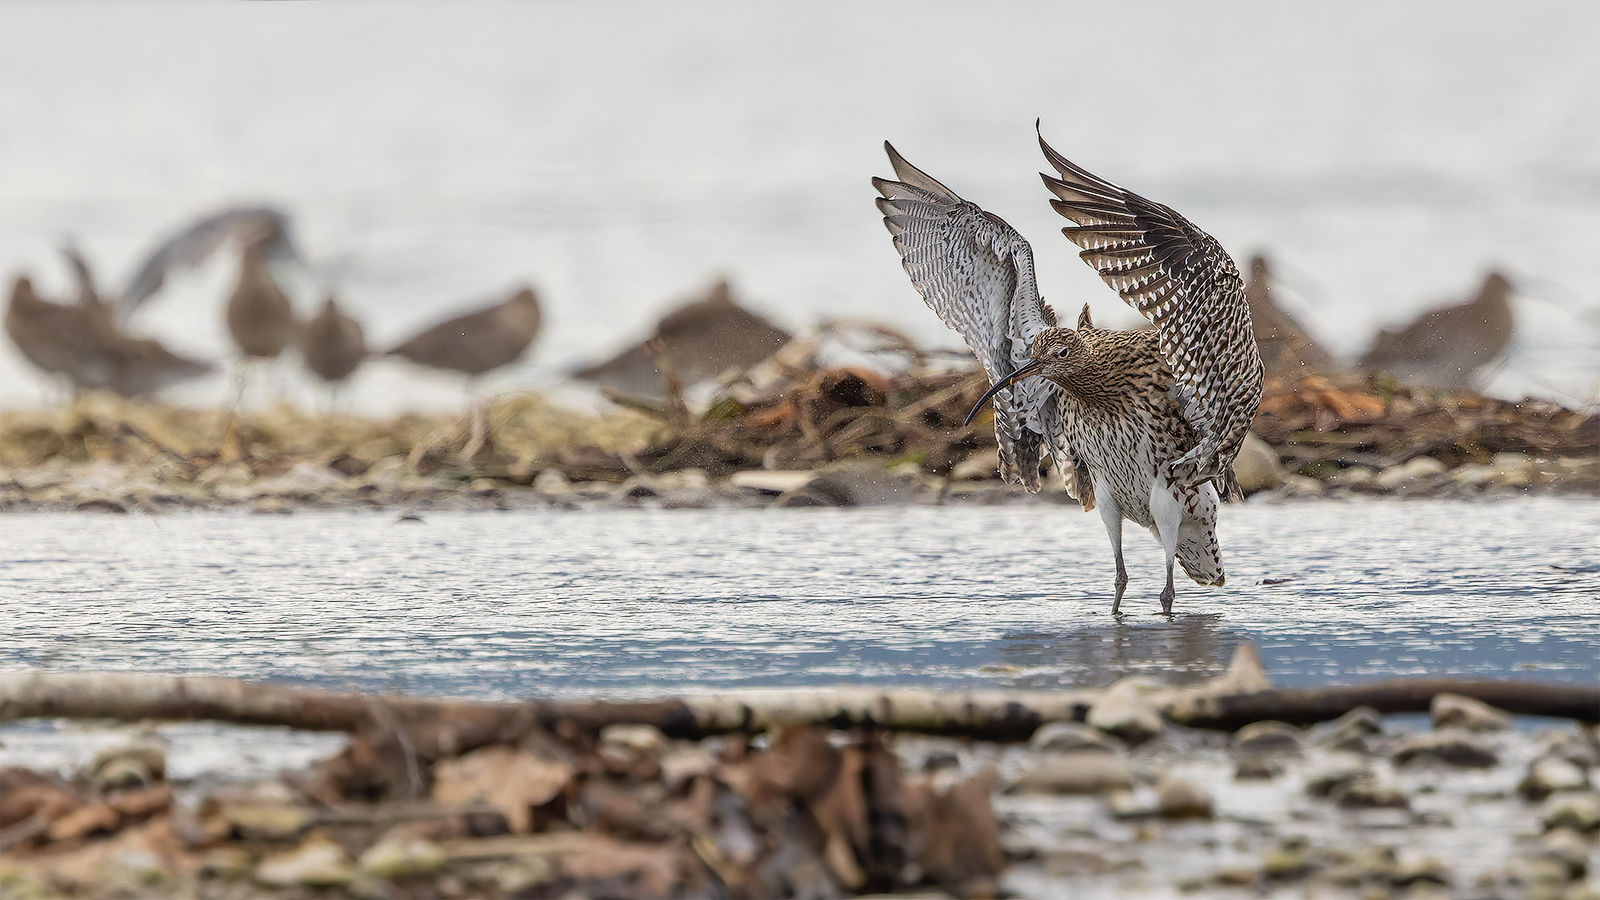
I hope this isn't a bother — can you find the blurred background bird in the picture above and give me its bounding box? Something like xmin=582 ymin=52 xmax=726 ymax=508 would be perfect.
xmin=1358 ymin=271 xmax=1515 ymax=391
xmin=298 ymin=293 xmax=367 ymax=409
xmin=386 ymin=284 xmax=543 ymax=460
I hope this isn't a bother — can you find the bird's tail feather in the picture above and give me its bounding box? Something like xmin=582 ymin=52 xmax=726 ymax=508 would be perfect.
xmin=1176 ymin=522 xmax=1225 ymax=587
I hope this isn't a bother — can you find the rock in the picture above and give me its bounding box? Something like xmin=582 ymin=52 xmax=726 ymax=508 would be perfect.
xmin=1309 ymin=706 xmax=1383 ymax=752
xmin=359 ymin=834 xmax=447 ymax=878
xmin=1107 ymin=789 xmax=1158 ymax=819
xmin=728 ymin=469 xmax=815 ymax=494
xmin=1010 ymin=751 xmax=1134 ymax=795
xmin=1393 ymin=730 xmax=1500 ymax=768
xmin=1431 ymin=693 xmax=1512 ymax=731
xmin=1537 ymin=828 xmax=1591 ymax=879
xmin=1393 ymin=846 xmax=1450 ymax=885
xmin=531 ymin=468 xmax=571 ymax=495
xmin=1262 ymin=840 xmax=1315 ymax=880
xmin=1028 ymin=721 xmax=1125 ymax=755
xmin=1507 ymin=855 xmax=1575 ymax=894
xmin=950 ymin=448 xmax=1000 ymax=481
xmin=221 ymin=803 xmax=313 ymax=841
xmin=1331 ymin=776 xmax=1410 ymax=810
xmin=1304 ymin=755 xmax=1370 ymax=797
xmin=806 ymin=459 xmax=924 ymax=506
xmin=1155 ymin=776 xmax=1213 ymax=819
xmin=1521 ymin=757 xmax=1592 ymax=801
xmin=251 ymin=461 xmax=347 ymax=499
xmin=89 ymin=742 xmax=166 ymax=789
xmin=255 ymin=832 xmax=354 ymax=887
xmin=1232 ymin=720 xmax=1303 ymax=756
xmin=1233 ymin=756 xmax=1284 ymax=780
xmin=1375 ymin=455 xmax=1448 ymax=490
xmin=1232 ymin=432 xmax=1286 ymax=493
xmin=1539 ymin=730 xmax=1600 ymax=770
xmin=599 ymin=724 xmax=671 ymax=759
xmin=1087 ymin=677 xmax=1164 ymax=745
xmin=1540 ymin=792 xmax=1600 ymax=833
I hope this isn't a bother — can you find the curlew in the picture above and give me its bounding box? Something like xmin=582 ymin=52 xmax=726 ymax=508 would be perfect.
xmin=1357 ymin=271 xmax=1514 ymax=391
xmin=225 ymin=232 xmax=298 ymax=362
xmin=873 ymin=130 xmax=1264 ymax=614
xmin=298 ymin=293 xmax=367 ymax=394
xmin=386 ymin=285 xmax=542 ymax=378
xmin=6 ymin=264 xmax=209 ymax=401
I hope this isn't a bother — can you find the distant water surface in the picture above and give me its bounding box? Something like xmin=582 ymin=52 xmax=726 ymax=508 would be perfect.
xmin=3 ymin=497 xmax=1595 ymax=698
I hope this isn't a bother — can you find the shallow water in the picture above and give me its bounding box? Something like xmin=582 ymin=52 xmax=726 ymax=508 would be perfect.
xmin=3 ymin=497 xmax=1596 ymax=699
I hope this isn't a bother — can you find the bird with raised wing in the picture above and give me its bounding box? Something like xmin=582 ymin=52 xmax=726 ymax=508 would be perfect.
xmin=873 ymin=129 xmax=1263 ymax=614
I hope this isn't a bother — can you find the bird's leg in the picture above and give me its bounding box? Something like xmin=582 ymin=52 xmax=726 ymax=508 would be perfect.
xmin=1150 ymin=477 xmax=1183 ymax=615
xmin=1095 ymin=486 xmax=1128 ymax=614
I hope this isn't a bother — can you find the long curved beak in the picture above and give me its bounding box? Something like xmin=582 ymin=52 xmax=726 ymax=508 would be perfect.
xmin=963 ymin=359 xmax=1046 ymax=426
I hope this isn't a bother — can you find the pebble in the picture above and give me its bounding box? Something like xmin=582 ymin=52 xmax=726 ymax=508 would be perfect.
xmin=359 ymin=834 xmax=448 ymax=878
xmin=1304 ymin=755 xmax=1371 ymax=797
xmin=1430 ymin=693 xmax=1512 ymax=732
xmin=1521 ymin=757 xmax=1592 ymax=801
xmin=1309 ymin=706 xmax=1383 ymax=753
xmin=1393 ymin=846 xmax=1450 ymax=886
xmin=1232 ymin=720 xmax=1304 ymax=756
xmin=1540 ymin=792 xmax=1600 ymax=833
xmin=1393 ymin=730 xmax=1500 ymax=768
xmin=1154 ymin=776 xmax=1213 ymax=819
xmin=1233 ymin=755 xmax=1284 ymax=780
xmin=1537 ymin=828 xmax=1591 ymax=879
xmin=1331 ymin=776 xmax=1411 ymax=810
xmin=255 ymin=832 xmax=355 ymax=887
xmin=222 ymin=803 xmax=313 ymax=841
xmin=1010 ymin=751 xmax=1135 ymax=795
xmin=1028 ymin=721 xmax=1126 ymax=756
xmin=1086 ymin=677 xmax=1164 ymax=745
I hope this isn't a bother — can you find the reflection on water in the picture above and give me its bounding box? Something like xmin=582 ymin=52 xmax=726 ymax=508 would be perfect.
xmin=997 ymin=614 xmax=1239 ymax=689
xmin=1 ymin=497 xmax=1596 ymax=698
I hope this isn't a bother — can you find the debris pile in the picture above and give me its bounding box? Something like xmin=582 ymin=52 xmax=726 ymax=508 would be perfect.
xmin=0 ymin=720 xmax=1003 ymax=899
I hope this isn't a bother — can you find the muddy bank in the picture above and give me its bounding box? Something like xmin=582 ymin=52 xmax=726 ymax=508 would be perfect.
xmin=1 ymin=361 xmax=1595 ymax=513
xmin=1 ymin=660 xmax=1597 ymax=899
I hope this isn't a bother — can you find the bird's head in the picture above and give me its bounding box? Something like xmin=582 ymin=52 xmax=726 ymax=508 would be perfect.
xmin=963 ymin=327 xmax=1087 ymax=425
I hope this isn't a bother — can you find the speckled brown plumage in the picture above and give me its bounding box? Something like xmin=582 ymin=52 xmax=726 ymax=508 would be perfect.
xmin=873 ymin=132 xmax=1263 ymax=614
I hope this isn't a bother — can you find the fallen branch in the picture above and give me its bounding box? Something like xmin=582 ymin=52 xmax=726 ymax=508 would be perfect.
xmin=2 ymin=650 xmax=1594 ymax=755
xmin=1164 ymin=678 xmax=1600 ymax=729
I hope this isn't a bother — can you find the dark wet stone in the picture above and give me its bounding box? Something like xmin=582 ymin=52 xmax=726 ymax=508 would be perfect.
xmin=1305 ymin=757 xmax=1370 ymax=798
xmin=1233 ymin=755 xmax=1284 ymax=781
xmin=1393 ymin=730 xmax=1499 ymax=768
xmin=1331 ymin=777 xmax=1411 ymax=810
xmin=1309 ymin=706 xmax=1383 ymax=752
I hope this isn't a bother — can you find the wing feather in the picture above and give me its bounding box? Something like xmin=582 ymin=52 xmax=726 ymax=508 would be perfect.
xmin=118 ymin=207 xmax=296 ymax=320
xmin=1036 ymin=128 xmax=1263 ymax=483
xmin=874 ymin=142 xmax=1076 ymax=495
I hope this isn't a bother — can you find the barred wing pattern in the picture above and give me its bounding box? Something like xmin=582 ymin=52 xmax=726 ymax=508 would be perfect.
xmin=872 ymin=142 xmax=1072 ymax=495
xmin=1037 ymin=132 xmax=1263 ymax=482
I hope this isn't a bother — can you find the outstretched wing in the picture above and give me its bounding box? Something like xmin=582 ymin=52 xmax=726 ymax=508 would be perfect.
xmin=118 ymin=207 xmax=296 ymax=320
xmin=1036 ymin=128 xmax=1263 ymax=483
xmin=873 ymin=142 xmax=1074 ymax=495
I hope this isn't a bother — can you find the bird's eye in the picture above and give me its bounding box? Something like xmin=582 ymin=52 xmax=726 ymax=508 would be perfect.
xmin=1054 ymin=346 xmax=1071 ymax=358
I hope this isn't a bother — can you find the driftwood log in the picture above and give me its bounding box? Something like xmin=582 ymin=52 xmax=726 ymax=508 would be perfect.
xmin=1 ymin=645 xmax=1594 ymax=756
